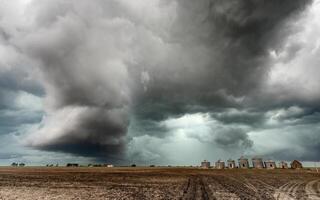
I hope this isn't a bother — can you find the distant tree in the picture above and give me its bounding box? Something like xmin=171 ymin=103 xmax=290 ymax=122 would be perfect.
xmin=66 ymin=163 xmax=79 ymax=167
xmin=11 ymin=162 xmax=18 ymax=167
xmin=131 ymin=164 xmax=136 ymax=167
xmin=19 ymin=163 xmax=25 ymax=167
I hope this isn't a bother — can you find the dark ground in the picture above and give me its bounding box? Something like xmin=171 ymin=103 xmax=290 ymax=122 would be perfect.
xmin=0 ymin=167 xmax=319 ymax=200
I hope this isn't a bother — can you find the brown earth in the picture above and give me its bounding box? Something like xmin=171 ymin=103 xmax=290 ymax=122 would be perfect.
xmin=0 ymin=167 xmax=319 ymax=200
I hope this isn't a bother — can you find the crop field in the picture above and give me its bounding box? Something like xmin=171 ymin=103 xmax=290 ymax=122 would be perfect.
xmin=0 ymin=167 xmax=319 ymax=200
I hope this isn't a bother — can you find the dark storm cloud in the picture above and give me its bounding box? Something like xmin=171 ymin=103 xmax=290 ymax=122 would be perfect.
xmin=28 ymin=0 xmax=311 ymax=159
xmin=0 ymin=31 xmax=43 ymax=136
xmin=134 ymin=0 xmax=312 ymax=122
xmin=260 ymin=123 xmax=320 ymax=161
xmin=0 ymin=153 xmax=24 ymax=160
xmin=28 ymin=107 xmax=128 ymax=159
xmin=129 ymin=1 xmax=313 ymax=164
xmin=0 ymin=68 xmax=44 ymax=97
xmin=129 ymin=117 xmax=169 ymax=138
xmin=1 ymin=0 xmax=317 ymax=163
xmin=0 ymin=109 xmax=42 ymax=135
xmin=0 ymin=87 xmax=42 ymax=137
xmin=13 ymin=0 xmax=135 ymax=160
xmin=214 ymin=128 xmax=253 ymax=149
xmin=210 ymin=109 xmax=265 ymax=127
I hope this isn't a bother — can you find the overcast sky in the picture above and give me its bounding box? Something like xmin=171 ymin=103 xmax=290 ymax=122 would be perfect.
xmin=0 ymin=0 xmax=320 ymax=166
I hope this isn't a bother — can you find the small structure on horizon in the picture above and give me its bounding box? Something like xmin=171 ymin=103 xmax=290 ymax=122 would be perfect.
xmin=11 ymin=162 xmax=18 ymax=167
xmin=227 ymin=159 xmax=236 ymax=169
xmin=66 ymin=163 xmax=79 ymax=167
xmin=252 ymin=157 xmax=264 ymax=169
xmin=291 ymin=160 xmax=303 ymax=169
xmin=279 ymin=161 xmax=288 ymax=169
xmin=201 ymin=160 xmax=210 ymax=168
xmin=264 ymin=160 xmax=276 ymax=169
xmin=215 ymin=159 xmax=225 ymax=169
xmin=238 ymin=156 xmax=249 ymax=169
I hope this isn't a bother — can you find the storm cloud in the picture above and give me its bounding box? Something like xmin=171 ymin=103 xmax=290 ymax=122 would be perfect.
xmin=0 ymin=0 xmax=319 ymax=164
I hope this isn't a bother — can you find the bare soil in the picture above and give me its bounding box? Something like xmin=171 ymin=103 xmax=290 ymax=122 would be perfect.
xmin=0 ymin=167 xmax=319 ymax=200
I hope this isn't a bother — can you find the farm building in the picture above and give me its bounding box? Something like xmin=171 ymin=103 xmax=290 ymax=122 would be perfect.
xmin=215 ymin=159 xmax=225 ymax=169
xmin=291 ymin=160 xmax=303 ymax=169
xmin=227 ymin=159 xmax=236 ymax=169
xmin=238 ymin=156 xmax=249 ymax=168
xmin=279 ymin=161 xmax=288 ymax=169
xmin=264 ymin=160 xmax=276 ymax=169
xmin=201 ymin=160 xmax=210 ymax=168
xmin=252 ymin=157 xmax=264 ymax=169
xmin=103 ymin=164 xmax=114 ymax=167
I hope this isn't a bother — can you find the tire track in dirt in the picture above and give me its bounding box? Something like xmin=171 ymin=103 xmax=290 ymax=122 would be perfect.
xmin=273 ymin=182 xmax=296 ymax=200
xmin=250 ymin=179 xmax=277 ymax=199
xmin=305 ymin=179 xmax=320 ymax=200
xmin=205 ymin=177 xmax=239 ymax=200
xmin=180 ymin=176 xmax=214 ymax=200
xmin=227 ymin=175 xmax=271 ymax=199
xmin=181 ymin=177 xmax=196 ymax=200
xmin=211 ymin=175 xmax=261 ymax=199
xmin=256 ymin=180 xmax=275 ymax=191
xmin=274 ymin=181 xmax=306 ymax=200
xmin=291 ymin=181 xmax=305 ymax=199
xmin=199 ymin=177 xmax=210 ymax=200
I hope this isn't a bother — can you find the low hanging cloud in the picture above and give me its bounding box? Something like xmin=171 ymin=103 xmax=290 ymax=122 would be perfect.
xmin=1 ymin=0 xmax=320 ymax=163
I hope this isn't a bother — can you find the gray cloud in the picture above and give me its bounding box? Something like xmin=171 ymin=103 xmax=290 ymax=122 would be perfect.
xmin=1 ymin=0 xmax=319 ymax=163
xmin=254 ymin=122 xmax=320 ymax=161
xmin=214 ymin=128 xmax=253 ymax=149
xmin=134 ymin=0 xmax=312 ymax=121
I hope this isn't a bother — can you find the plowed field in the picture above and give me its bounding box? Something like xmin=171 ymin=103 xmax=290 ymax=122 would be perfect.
xmin=0 ymin=167 xmax=319 ymax=200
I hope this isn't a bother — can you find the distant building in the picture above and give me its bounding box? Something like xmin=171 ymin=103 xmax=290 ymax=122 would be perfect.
xmin=252 ymin=157 xmax=264 ymax=169
xmin=264 ymin=160 xmax=276 ymax=169
xmin=279 ymin=161 xmax=288 ymax=169
xmin=201 ymin=160 xmax=210 ymax=168
xmin=238 ymin=156 xmax=249 ymax=169
xmin=291 ymin=160 xmax=303 ymax=169
xmin=215 ymin=159 xmax=225 ymax=169
xmin=102 ymin=164 xmax=114 ymax=167
xmin=227 ymin=159 xmax=236 ymax=169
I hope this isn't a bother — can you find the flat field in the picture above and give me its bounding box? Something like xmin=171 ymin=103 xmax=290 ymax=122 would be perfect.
xmin=0 ymin=167 xmax=319 ymax=200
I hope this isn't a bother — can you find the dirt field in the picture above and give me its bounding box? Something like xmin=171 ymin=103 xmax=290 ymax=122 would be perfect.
xmin=0 ymin=167 xmax=319 ymax=200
